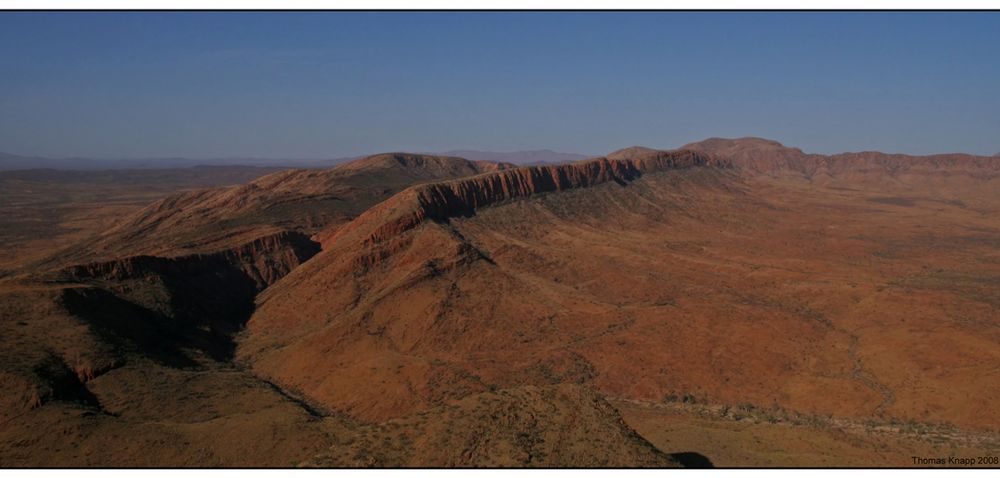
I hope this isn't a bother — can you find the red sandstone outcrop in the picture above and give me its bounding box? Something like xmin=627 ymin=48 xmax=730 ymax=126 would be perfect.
xmin=63 ymin=230 xmax=320 ymax=290
xmin=324 ymin=150 xmax=725 ymax=248
xmin=682 ymin=137 xmax=1000 ymax=179
xmin=38 ymin=153 xmax=510 ymax=270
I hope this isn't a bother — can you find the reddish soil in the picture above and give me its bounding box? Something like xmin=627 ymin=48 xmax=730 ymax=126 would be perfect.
xmin=2 ymin=141 xmax=998 ymax=467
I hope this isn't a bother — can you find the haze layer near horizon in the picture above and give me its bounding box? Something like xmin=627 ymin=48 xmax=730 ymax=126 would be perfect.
xmin=1 ymin=12 xmax=998 ymax=159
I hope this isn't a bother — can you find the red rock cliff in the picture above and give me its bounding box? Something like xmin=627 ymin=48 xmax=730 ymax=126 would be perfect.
xmin=326 ymin=150 xmax=726 ymax=247
xmin=63 ymin=230 xmax=320 ymax=290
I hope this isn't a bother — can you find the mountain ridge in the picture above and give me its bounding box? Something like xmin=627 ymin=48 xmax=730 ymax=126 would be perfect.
xmin=0 ymin=148 xmax=591 ymax=171
xmin=436 ymin=149 xmax=591 ymax=165
xmin=4 ymin=136 xmax=999 ymax=466
xmin=322 ymin=149 xmax=725 ymax=249
xmin=34 ymin=153 xmax=511 ymax=269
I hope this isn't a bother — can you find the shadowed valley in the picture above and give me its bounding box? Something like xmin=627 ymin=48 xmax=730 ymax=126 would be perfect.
xmin=1 ymin=139 xmax=998 ymax=467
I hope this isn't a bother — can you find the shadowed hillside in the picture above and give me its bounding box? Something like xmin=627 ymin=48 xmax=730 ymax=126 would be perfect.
xmin=2 ymin=140 xmax=998 ymax=467
xmin=241 ymin=141 xmax=999 ymax=434
xmin=36 ymin=153 xmax=510 ymax=268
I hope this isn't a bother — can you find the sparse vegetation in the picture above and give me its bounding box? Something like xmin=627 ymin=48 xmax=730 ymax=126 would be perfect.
xmin=3 ymin=140 xmax=1000 ymax=467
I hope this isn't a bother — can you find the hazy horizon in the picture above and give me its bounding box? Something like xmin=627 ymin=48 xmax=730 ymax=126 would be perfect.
xmin=2 ymin=11 xmax=1000 ymax=469
xmin=0 ymin=146 xmax=594 ymax=161
xmin=3 ymin=138 xmax=999 ymax=164
xmin=2 ymin=12 xmax=999 ymax=159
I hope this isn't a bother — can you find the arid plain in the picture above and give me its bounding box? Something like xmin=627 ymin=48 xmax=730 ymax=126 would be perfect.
xmin=0 ymin=138 xmax=997 ymax=467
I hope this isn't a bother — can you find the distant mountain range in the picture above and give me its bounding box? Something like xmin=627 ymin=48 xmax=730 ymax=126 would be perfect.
xmin=0 ymin=149 xmax=592 ymax=171
xmin=0 ymin=151 xmax=333 ymax=171
xmin=434 ymin=149 xmax=591 ymax=165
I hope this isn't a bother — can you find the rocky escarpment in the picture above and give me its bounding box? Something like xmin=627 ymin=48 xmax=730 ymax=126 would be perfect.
xmin=59 ymin=230 xmax=321 ymax=349
xmin=60 ymin=230 xmax=318 ymax=357
xmin=0 ymin=231 xmax=321 ymax=421
xmin=31 ymin=153 xmax=512 ymax=271
xmin=114 ymin=154 xmax=507 ymax=236
xmin=327 ymin=149 xmax=725 ymax=247
xmin=63 ymin=230 xmax=320 ymax=290
xmin=240 ymin=150 xmax=733 ymax=418
xmin=681 ymin=137 xmax=1000 ymax=179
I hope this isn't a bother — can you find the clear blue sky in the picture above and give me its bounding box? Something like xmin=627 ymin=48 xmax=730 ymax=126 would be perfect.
xmin=1 ymin=12 xmax=998 ymax=159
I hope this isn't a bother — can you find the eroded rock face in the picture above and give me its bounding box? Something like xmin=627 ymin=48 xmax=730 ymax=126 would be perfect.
xmin=29 ymin=153 xmax=511 ymax=271
xmin=63 ymin=230 xmax=320 ymax=291
xmin=682 ymin=137 xmax=1000 ymax=179
xmin=4 ymin=139 xmax=1000 ymax=466
xmin=411 ymin=150 xmax=724 ymax=222
xmin=1 ymin=152 xmax=509 ymax=431
xmin=326 ymin=150 xmax=726 ymax=248
xmin=59 ymin=230 xmax=322 ymax=360
xmin=0 ymin=230 xmax=322 ymax=422
xmin=238 ymin=162 xmax=744 ymax=421
xmin=240 ymin=143 xmax=1000 ymax=430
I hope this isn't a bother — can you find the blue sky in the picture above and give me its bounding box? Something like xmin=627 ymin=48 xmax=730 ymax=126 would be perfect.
xmin=1 ymin=12 xmax=998 ymax=158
